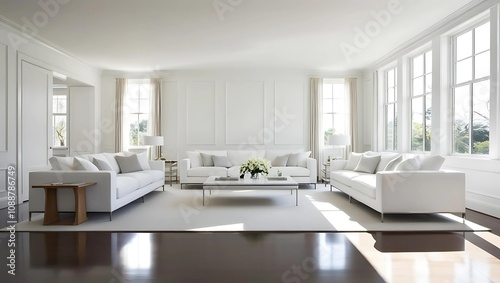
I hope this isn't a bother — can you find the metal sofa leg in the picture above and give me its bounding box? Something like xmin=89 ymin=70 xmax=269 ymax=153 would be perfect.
xmin=109 ymin=212 xmax=112 ymax=221
xmin=381 ymin=213 xmax=384 ymax=223
xmin=142 ymin=196 xmax=145 ymax=203
xmin=349 ymin=196 xmax=352 ymax=203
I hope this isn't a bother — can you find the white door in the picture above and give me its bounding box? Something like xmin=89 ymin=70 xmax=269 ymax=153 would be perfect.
xmin=20 ymin=61 xmax=53 ymax=202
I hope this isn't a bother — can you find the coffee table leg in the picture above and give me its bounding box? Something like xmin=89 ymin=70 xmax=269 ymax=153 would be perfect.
xmin=296 ymin=186 xmax=298 ymax=206
xmin=203 ymin=187 xmax=205 ymax=206
xmin=43 ymin=188 xmax=59 ymax=225
xmin=73 ymin=187 xmax=88 ymax=225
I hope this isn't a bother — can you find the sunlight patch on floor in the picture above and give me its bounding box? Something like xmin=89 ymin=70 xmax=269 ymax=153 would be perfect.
xmin=189 ymin=223 xmax=244 ymax=231
xmin=306 ymin=194 xmax=366 ymax=231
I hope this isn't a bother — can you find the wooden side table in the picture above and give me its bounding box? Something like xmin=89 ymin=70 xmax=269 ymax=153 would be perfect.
xmin=164 ymin=160 xmax=178 ymax=186
xmin=32 ymin=182 xmax=96 ymax=225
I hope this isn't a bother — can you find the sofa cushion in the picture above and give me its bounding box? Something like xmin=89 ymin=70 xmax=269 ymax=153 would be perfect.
xmin=298 ymin=151 xmax=312 ymax=167
xmin=344 ymin=152 xmax=362 ymax=170
xmin=187 ymin=151 xmax=202 ymax=168
xmin=395 ymin=156 xmax=421 ymax=171
xmin=385 ymin=155 xmax=403 ymax=171
xmin=354 ymin=154 xmax=381 ymax=174
xmin=49 ymin=156 xmax=74 ymax=170
xmin=265 ymin=150 xmax=300 ymax=162
xmin=287 ymin=153 xmax=300 ymax=166
xmin=350 ymin=175 xmax=377 ymax=198
xmin=121 ymin=171 xmax=154 ymax=187
xmin=212 ymin=155 xmax=232 ymax=168
xmin=374 ymin=153 xmax=401 ymax=172
xmin=187 ymin=167 xmax=228 ymax=177
xmin=270 ymin=166 xmax=310 ymax=177
xmin=420 ymin=155 xmax=445 ymax=170
xmin=136 ymin=152 xmax=151 ymax=170
xmin=272 ymin=154 xmax=289 ymax=166
xmin=139 ymin=170 xmax=164 ymax=182
xmin=73 ymin=157 xmax=99 ymax=171
xmin=201 ymin=152 xmax=216 ymax=166
xmin=116 ymin=176 xmax=140 ymax=198
xmin=103 ymin=152 xmax=124 ymax=173
xmin=115 ymin=155 xmax=143 ymax=173
xmin=331 ymin=170 xmax=370 ymax=186
xmin=92 ymin=158 xmax=114 ymax=171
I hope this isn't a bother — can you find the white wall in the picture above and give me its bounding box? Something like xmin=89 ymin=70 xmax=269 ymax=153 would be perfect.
xmin=101 ymin=69 xmax=364 ymax=162
xmin=0 ymin=22 xmax=101 ymax=204
xmin=361 ymin=1 xmax=500 ymax=218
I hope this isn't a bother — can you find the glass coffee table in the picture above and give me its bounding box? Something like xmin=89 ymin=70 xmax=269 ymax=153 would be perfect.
xmin=202 ymin=176 xmax=299 ymax=206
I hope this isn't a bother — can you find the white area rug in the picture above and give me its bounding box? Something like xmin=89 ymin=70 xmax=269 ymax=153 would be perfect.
xmin=14 ymin=184 xmax=489 ymax=232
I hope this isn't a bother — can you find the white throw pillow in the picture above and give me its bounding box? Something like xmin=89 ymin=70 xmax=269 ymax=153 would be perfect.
xmin=420 ymin=155 xmax=445 ymax=170
xmin=395 ymin=156 xmax=421 ymax=171
xmin=115 ymin=155 xmax=143 ymax=173
xmin=298 ymin=151 xmax=311 ymax=167
xmin=374 ymin=153 xmax=400 ymax=172
xmin=287 ymin=153 xmax=301 ymax=166
xmin=272 ymin=154 xmax=290 ymax=166
xmin=103 ymin=152 xmax=123 ymax=173
xmin=73 ymin=157 xmax=99 ymax=171
xmin=200 ymin=152 xmax=215 ymax=166
xmin=212 ymin=155 xmax=232 ymax=168
xmin=49 ymin=156 xmax=74 ymax=170
xmin=187 ymin=151 xmax=202 ymax=168
xmin=354 ymin=154 xmax=381 ymax=174
xmin=92 ymin=158 xmax=114 ymax=171
xmin=136 ymin=152 xmax=151 ymax=170
xmin=384 ymin=155 xmax=403 ymax=171
xmin=344 ymin=152 xmax=362 ymax=170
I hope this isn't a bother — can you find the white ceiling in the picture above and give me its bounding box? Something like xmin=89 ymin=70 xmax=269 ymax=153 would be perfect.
xmin=0 ymin=0 xmax=476 ymax=72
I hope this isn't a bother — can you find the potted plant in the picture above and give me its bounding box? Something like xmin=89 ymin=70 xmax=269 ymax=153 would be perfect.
xmin=239 ymin=157 xmax=271 ymax=179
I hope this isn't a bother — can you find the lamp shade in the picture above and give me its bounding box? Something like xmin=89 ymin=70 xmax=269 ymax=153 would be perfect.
xmin=329 ymin=134 xmax=351 ymax=146
xmin=143 ymin=136 xmax=164 ymax=146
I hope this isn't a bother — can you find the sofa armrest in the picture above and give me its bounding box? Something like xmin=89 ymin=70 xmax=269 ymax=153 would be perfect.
xmin=306 ymin=158 xmax=317 ymax=183
xmin=148 ymin=160 xmax=165 ymax=171
xmin=330 ymin=160 xmax=348 ymax=170
xmin=179 ymin=158 xmax=190 ymax=182
xmin=376 ymin=170 xmax=465 ymax=213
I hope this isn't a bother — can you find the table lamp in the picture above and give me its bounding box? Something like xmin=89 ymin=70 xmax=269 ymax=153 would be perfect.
xmin=143 ymin=135 xmax=164 ymax=160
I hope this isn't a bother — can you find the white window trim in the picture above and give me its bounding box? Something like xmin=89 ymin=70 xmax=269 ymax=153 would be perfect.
xmin=450 ymin=19 xmax=491 ymax=156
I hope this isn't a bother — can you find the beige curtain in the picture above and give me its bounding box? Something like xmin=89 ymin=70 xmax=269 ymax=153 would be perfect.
xmin=150 ymin=78 xmax=162 ymax=136
xmin=310 ymin=78 xmax=323 ymax=177
xmin=150 ymin=78 xmax=163 ymax=158
xmin=346 ymin=78 xmax=358 ymax=153
xmin=115 ymin=78 xmax=127 ymax=152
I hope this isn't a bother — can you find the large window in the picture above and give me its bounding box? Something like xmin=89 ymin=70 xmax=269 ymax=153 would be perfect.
xmin=52 ymin=93 xmax=67 ymax=147
xmin=322 ymin=79 xmax=349 ymax=146
xmin=384 ymin=67 xmax=397 ymax=151
xmin=410 ymin=51 xmax=432 ymax=151
xmin=452 ymin=21 xmax=490 ymax=155
xmin=124 ymin=79 xmax=151 ymax=148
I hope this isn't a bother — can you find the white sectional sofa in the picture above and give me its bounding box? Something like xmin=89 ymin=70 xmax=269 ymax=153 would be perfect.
xmin=329 ymin=152 xmax=466 ymax=221
xmin=180 ymin=150 xmax=317 ymax=187
xmin=29 ymin=152 xmax=165 ymax=221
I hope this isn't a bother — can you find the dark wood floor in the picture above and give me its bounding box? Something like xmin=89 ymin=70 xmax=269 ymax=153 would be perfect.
xmin=0 ymin=201 xmax=499 ymax=282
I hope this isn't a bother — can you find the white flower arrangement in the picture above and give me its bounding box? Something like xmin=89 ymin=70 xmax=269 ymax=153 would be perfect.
xmin=239 ymin=157 xmax=271 ymax=177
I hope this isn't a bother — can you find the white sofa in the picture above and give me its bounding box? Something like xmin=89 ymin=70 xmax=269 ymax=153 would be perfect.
xmin=180 ymin=150 xmax=317 ymax=187
xmin=329 ymin=152 xmax=465 ymax=221
xmin=29 ymin=152 xmax=165 ymax=221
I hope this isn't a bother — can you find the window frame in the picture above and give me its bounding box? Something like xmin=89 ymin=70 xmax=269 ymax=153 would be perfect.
xmin=450 ymin=19 xmax=491 ymax=156
xmin=124 ymin=79 xmax=152 ymax=149
xmin=383 ymin=66 xmax=398 ymax=151
xmin=52 ymin=92 xmax=69 ymax=148
xmin=409 ymin=49 xmax=433 ymax=152
xmin=322 ymin=78 xmax=350 ymax=147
